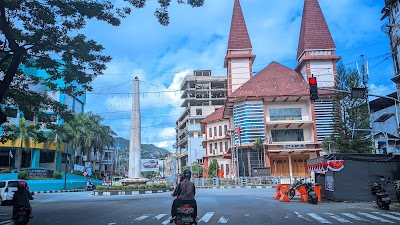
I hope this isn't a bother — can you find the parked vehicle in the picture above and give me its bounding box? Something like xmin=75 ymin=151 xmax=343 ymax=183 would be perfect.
xmin=173 ymin=204 xmax=197 ymax=225
xmin=0 ymin=180 xmax=20 ymax=206
xmin=368 ymin=177 xmax=391 ymax=210
xmin=13 ymin=206 xmax=30 ymax=225
xmin=302 ymin=182 xmax=318 ymax=204
xmin=395 ymin=180 xmax=400 ymax=204
xmin=288 ymin=179 xmax=304 ymax=199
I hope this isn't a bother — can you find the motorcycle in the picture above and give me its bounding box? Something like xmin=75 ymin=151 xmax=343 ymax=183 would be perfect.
xmin=288 ymin=179 xmax=304 ymax=199
xmin=172 ymin=204 xmax=197 ymax=225
xmin=86 ymin=184 xmax=96 ymax=191
xmin=303 ymin=182 xmax=318 ymax=204
xmin=368 ymin=177 xmax=391 ymax=210
xmin=13 ymin=206 xmax=30 ymax=225
xmin=394 ymin=180 xmax=400 ymax=204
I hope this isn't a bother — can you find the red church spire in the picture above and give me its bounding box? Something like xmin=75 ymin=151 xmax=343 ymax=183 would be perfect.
xmin=297 ymin=0 xmax=336 ymax=59
xmin=227 ymin=0 xmax=252 ymax=50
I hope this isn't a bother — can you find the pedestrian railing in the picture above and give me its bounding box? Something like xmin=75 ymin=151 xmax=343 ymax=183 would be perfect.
xmin=192 ymin=176 xmax=280 ymax=187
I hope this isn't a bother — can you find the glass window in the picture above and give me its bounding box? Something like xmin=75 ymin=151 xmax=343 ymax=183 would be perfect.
xmin=271 ymin=129 xmax=304 ymax=142
xmin=214 ymin=143 xmax=217 ymax=152
xmin=0 ymin=182 xmax=5 ymax=188
xmin=213 ymin=127 xmax=217 ymax=137
xmin=219 ymin=126 xmax=222 ymax=136
xmin=219 ymin=142 xmax=223 ymax=152
xmin=270 ymin=108 xmax=302 ymax=121
xmin=225 ymin=141 xmax=228 ymax=152
xmin=226 ymin=164 xmax=229 ymax=175
xmin=209 ymin=144 xmax=212 ymax=154
xmin=224 ymin=125 xmax=227 ymax=135
xmin=40 ymin=151 xmax=55 ymax=163
xmin=8 ymin=181 xmax=18 ymax=187
xmin=209 ymin=128 xmax=212 ymax=137
xmin=196 ymin=109 xmax=202 ymax=115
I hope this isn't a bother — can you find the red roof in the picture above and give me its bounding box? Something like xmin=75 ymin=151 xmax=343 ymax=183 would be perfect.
xmin=297 ymin=0 xmax=336 ymax=59
xmin=200 ymin=106 xmax=225 ymax=124
xmin=227 ymin=0 xmax=252 ymax=50
xmin=229 ymin=62 xmax=310 ymax=99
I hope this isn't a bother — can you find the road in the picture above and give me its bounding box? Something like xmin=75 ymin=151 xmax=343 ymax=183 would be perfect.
xmin=0 ymin=188 xmax=399 ymax=225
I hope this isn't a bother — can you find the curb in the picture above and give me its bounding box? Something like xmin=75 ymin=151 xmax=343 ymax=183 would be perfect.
xmin=33 ymin=189 xmax=86 ymax=194
xmin=93 ymin=189 xmax=172 ymax=196
xmin=197 ymin=186 xmax=275 ymax=189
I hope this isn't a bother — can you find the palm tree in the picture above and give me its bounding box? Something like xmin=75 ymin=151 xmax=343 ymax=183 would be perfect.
xmin=252 ymin=137 xmax=265 ymax=167
xmin=96 ymin=125 xmax=115 ymax=174
xmin=8 ymin=117 xmax=44 ymax=169
xmin=44 ymin=124 xmax=67 ymax=171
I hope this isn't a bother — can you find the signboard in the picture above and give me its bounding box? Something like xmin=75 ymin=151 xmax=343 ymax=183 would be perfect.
xmin=22 ymin=168 xmax=53 ymax=179
xmin=325 ymin=175 xmax=334 ymax=192
xmin=141 ymin=159 xmax=159 ymax=172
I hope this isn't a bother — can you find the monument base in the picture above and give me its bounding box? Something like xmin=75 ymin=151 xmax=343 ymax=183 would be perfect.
xmin=121 ymin=177 xmax=149 ymax=187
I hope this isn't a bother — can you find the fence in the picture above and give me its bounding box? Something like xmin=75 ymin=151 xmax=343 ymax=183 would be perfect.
xmin=191 ymin=176 xmax=315 ymax=187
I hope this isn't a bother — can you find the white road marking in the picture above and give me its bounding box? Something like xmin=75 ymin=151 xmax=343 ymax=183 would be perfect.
xmin=218 ymin=216 xmax=229 ymax=223
xmin=341 ymin=213 xmax=369 ymax=221
xmin=0 ymin=221 xmax=12 ymax=225
xmin=373 ymin=212 xmax=400 ymax=221
xmin=358 ymin=213 xmax=395 ymax=223
xmin=294 ymin=212 xmax=311 ymax=221
xmin=324 ymin=213 xmax=351 ymax=223
xmin=108 ymin=223 xmax=116 ymax=225
xmin=388 ymin=211 xmax=400 ymax=217
xmin=198 ymin=212 xmax=214 ymax=223
xmin=162 ymin=216 xmax=172 ymax=225
xmin=134 ymin=214 xmax=150 ymax=221
xmin=153 ymin=214 xmax=167 ymax=220
xmin=307 ymin=213 xmax=331 ymax=224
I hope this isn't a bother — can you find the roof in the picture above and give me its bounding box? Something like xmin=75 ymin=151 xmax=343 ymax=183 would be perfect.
xmin=369 ymin=92 xmax=398 ymax=113
xmin=228 ymin=62 xmax=309 ymax=99
xmin=200 ymin=106 xmax=225 ymax=124
xmin=227 ymin=0 xmax=252 ymax=50
xmin=297 ymin=0 xmax=336 ymax=59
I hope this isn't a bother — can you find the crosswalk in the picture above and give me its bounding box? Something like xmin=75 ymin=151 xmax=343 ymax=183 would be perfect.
xmin=295 ymin=211 xmax=400 ymax=224
xmin=104 ymin=211 xmax=400 ymax=224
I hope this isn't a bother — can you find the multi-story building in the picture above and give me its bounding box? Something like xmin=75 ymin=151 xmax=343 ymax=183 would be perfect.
xmin=369 ymin=92 xmax=400 ymax=153
xmin=164 ymin=153 xmax=177 ymax=181
xmin=0 ymin=66 xmax=86 ymax=171
xmin=200 ymin=107 xmax=232 ymax=178
xmin=201 ymin=0 xmax=338 ymax=179
xmin=175 ymin=70 xmax=227 ymax=174
xmin=381 ymin=0 xmax=400 ymax=101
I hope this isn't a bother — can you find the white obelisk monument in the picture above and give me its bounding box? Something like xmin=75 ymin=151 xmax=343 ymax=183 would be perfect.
xmin=122 ymin=76 xmax=148 ymax=185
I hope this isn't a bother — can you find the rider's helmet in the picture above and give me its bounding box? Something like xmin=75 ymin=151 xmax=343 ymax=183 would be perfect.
xmin=17 ymin=181 xmax=26 ymax=190
xmin=183 ymin=169 xmax=191 ymax=179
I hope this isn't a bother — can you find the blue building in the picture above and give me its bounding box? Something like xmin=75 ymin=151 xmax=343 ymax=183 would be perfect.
xmin=0 ymin=65 xmax=86 ymax=171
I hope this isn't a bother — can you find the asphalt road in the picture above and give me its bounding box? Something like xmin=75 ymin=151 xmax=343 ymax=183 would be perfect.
xmin=0 ymin=188 xmax=399 ymax=225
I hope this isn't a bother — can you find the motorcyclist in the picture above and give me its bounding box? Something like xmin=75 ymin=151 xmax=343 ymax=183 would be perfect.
xmin=86 ymin=180 xmax=93 ymax=190
xmin=170 ymin=169 xmax=197 ymax=223
xmin=12 ymin=181 xmax=34 ymax=220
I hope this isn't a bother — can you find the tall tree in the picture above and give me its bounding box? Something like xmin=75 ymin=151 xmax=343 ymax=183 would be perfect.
xmin=3 ymin=117 xmax=45 ymax=169
xmin=44 ymin=124 xmax=69 ymax=170
xmin=0 ymin=0 xmax=205 ymax=125
xmin=324 ymin=61 xmax=371 ymax=153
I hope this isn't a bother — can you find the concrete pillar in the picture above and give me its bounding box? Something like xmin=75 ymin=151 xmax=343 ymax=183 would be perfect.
xmin=288 ymin=154 xmax=293 ymax=180
xmin=56 ymin=152 xmax=62 ymax=171
xmin=31 ymin=149 xmax=40 ymax=168
xmin=129 ymin=76 xmax=141 ymax=178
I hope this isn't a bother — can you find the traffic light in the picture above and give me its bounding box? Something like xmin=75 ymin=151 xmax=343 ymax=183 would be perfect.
xmin=309 ymin=77 xmax=318 ymax=101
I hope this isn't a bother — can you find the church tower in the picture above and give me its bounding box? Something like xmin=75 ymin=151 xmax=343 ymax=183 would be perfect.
xmin=225 ymin=0 xmax=255 ymax=96
xmin=296 ymin=0 xmax=341 ymax=143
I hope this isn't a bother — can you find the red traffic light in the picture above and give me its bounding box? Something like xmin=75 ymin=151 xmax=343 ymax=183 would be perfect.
xmin=309 ymin=77 xmax=317 ymax=85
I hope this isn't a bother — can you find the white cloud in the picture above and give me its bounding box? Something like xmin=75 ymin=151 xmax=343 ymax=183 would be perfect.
xmin=81 ymin=0 xmax=395 ymax=151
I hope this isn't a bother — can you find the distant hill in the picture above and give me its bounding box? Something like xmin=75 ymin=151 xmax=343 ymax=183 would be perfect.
xmin=113 ymin=137 xmax=172 ymax=159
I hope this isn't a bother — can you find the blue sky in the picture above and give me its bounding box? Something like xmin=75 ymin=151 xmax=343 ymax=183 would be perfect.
xmin=83 ymin=0 xmax=395 ymax=151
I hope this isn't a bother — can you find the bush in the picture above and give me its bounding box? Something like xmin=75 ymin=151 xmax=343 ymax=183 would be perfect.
xmin=74 ymin=171 xmax=83 ymax=176
xmin=18 ymin=171 xmax=27 ymax=180
xmin=53 ymin=171 xmax=62 ymax=179
xmin=138 ymin=184 xmax=146 ymax=189
xmin=158 ymin=182 xmax=166 ymax=188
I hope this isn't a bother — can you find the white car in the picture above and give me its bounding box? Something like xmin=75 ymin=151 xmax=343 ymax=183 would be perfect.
xmin=0 ymin=180 xmax=20 ymax=206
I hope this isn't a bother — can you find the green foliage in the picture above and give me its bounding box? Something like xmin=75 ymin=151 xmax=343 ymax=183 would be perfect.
xmin=182 ymin=163 xmax=204 ymax=177
xmin=52 ymin=171 xmax=62 ymax=179
xmin=74 ymin=171 xmax=83 ymax=176
xmin=207 ymin=159 xmax=219 ymax=178
xmin=252 ymin=137 xmax=264 ymax=151
xmin=142 ymin=171 xmax=157 ymax=179
xmin=326 ymin=61 xmax=372 ymax=153
xmin=0 ymin=0 xmax=204 ymax=125
xmin=18 ymin=171 xmax=27 ymax=180
xmin=138 ymin=184 xmax=146 ymax=189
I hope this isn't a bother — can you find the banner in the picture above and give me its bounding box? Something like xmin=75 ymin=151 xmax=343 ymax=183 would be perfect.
xmin=308 ymin=160 xmax=344 ymax=173
xmin=141 ymin=159 xmax=159 ymax=172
